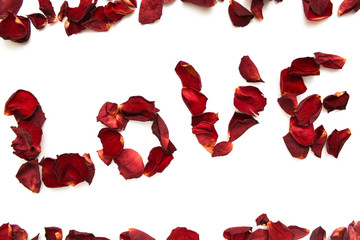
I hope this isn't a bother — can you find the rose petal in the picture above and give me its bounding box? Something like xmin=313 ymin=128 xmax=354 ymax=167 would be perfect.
xmin=323 ymin=91 xmax=349 ymax=113
xmin=330 ymin=227 xmax=347 ymax=240
xmin=228 ymin=112 xmax=258 ymax=142
xmin=4 ymin=90 xmax=39 ymax=120
xmin=191 ymin=112 xmax=219 ymax=127
xmin=223 ymin=227 xmax=252 ymax=240
xmin=38 ymin=0 xmax=57 ymax=23
xmin=303 ymin=0 xmax=333 ymax=21
xmin=251 ymin=0 xmax=264 ymax=20
xmin=277 ymin=94 xmax=298 ymax=116
xmin=65 ymin=0 xmax=97 ymax=23
xmin=0 ymin=15 xmax=31 ymax=43
xmin=119 ymin=96 xmax=159 ymax=121
xmin=65 ymin=230 xmax=96 ymax=240
xmin=18 ymin=122 xmax=42 ymax=151
xmin=104 ymin=1 xmax=133 ymax=22
xmin=122 ymin=0 xmax=137 ymax=8
xmin=83 ymin=153 xmax=95 ymax=184
xmin=82 ymin=6 xmax=111 ymax=31
xmin=27 ymin=13 xmax=47 ymax=29
xmin=239 ymin=56 xmax=263 ymax=82
xmin=326 ymin=128 xmax=351 ymax=158
xmin=114 ymin=149 xmax=144 ymax=180
xmin=212 ymin=141 xmax=233 ymax=157
xmin=294 ymin=94 xmax=322 ymax=127
xmin=309 ymin=0 xmax=331 ymax=16
xmin=310 ymin=226 xmax=326 ymax=240
xmin=248 ymin=229 xmax=269 ymax=240
xmin=138 ymin=0 xmax=163 ymax=24
xmin=120 ymin=229 xmax=155 ymax=240
xmin=181 ymin=0 xmax=216 ymax=7
xmin=175 ymin=61 xmax=202 ymax=91
xmin=289 ymin=117 xmax=316 ymax=146
xmin=314 ymin=52 xmax=346 ymax=69
xmin=338 ymin=0 xmax=360 ymax=15
xmin=16 ymin=105 xmax=46 ymax=128
xmin=40 ymin=157 xmax=66 ymax=188
xmin=267 ymin=221 xmax=294 ymax=240
xmin=283 ymin=133 xmax=309 ymax=159
xmin=182 ymin=87 xmax=208 ymax=115
xmin=16 ymin=160 xmax=41 ymax=193
xmin=97 ymin=149 xmax=113 ymax=165
xmin=348 ymin=221 xmax=360 ymax=240
xmin=234 ymin=86 xmax=266 ymax=116
xmin=0 ymin=0 xmax=23 ymax=19
xmin=144 ymin=146 xmax=174 ymax=177
xmin=288 ymin=57 xmax=320 ymax=76
xmin=57 ymin=1 xmax=69 ymax=21
xmin=152 ymin=114 xmax=170 ymax=151
xmin=192 ymin=122 xmax=218 ymax=153
xmin=10 ymin=224 xmax=28 ymax=240
xmin=280 ymin=68 xmax=307 ymax=96
xmin=45 ymin=227 xmax=62 ymax=240
xmin=97 ymin=102 xmax=128 ymax=131
xmin=311 ymin=125 xmax=327 ymax=158
xmin=167 ymin=227 xmax=199 ymax=240
xmin=256 ymin=213 xmax=270 ymax=226
xmin=288 ymin=226 xmax=310 ymax=240
xmin=31 ymin=234 xmax=40 ymax=240
xmin=98 ymin=128 xmax=124 ymax=158
xmin=64 ymin=19 xmax=86 ymax=36
xmin=228 ymin=0 xmax=254 ymax=27
xmin=11 ymin=124 xmax=41 ymax=161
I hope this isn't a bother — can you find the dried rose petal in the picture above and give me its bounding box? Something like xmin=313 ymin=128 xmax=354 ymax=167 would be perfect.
xmin=144 ymin=146 xmax=174 ymax=177
xmin=280 ymin=68 xmax=307 ymax=96
xmin=97 ymin=102 xmax=128 ymax=130
xmin=152 ymin=114 xmax=170 ymax=151
xmin=120 ymin=229 xmax=155 ymax=240
xmin=234 ymin=86 xmax=266 ymax=116
xmin=283 ymin=133 xmax=309 ymax=159
xmin=228 ymin=0 xmax=254 ymax=27
xmin=17 ymin=105 xmax=46 ymax=128
xmin=326 ymin=128 xmax=351 ymax=158
xmin=0 ymin=0 xmax=23 ymax=19
xmin=83 ymin=153 xmax=95 ymax=184
xmin=212 ymin=141 xmax=233 ymax=157
xmin=288 ymin=57 xmax=320 ymax=77
xmin=5 ymin=90 xmax=39 ymax=120
xmin=192 ymin=122 xmax=218 ymax=153
xmin=182 ymin=87 xmax=208 ymax=115
xmin=239 ymin=56 xmax=263 ymax=83
xmin=223 ymin=227 xmax=252 ymax=240
xmin=16 ymin=160 xmax=41 ymax=193
xmin=119 ymin=96 xmax=159 ymax=121
xmin=314 ymin=52 xmax=346 ymax=69
xmin=330 ymin=227 xmax=347 ymax=240
xmin=310 ymin=226 xmax=326 ymax=240
xmin=65 ymin=0 xmax=97 ymax=23
xmin=267 ymin=221 xmax=294 ymax=240
xmin=311 ymin=125 xmax=327 ymax=158
xmin=167 ymin=227 xmax=199 ymax=240
xmin=181 ymin=0 xmax=216 ymax=7
xmin=10 ymin=224 xmax=28 ymax=240
xmin=251 ymin=0 xmax=264 ymax=20
xmin=39 ymin=0 xmax=57 ymax=23
xmin=338 ymin=0 xmax=360 ymax=15
xmin=45 ymin=227 xmax=62 ymax=240
xmin=97 ymin=149 xmax=113 ymax=165
xmin=18 ymin=122 xmax=42 ymax=151
xmin=191 ymin=112 xmax=219 ymax=127
xmin=104 ymin=2 xmax=129 ymax=22
xmin=27 ymin=13 xmax=47 ymax=29
xmin=309 ymin=0 xmax=332 ymax=16
xmin=294 ymin=94 xmax=322 ymax=127
xmin=289 ymin=117 xmax=316 ymax=146
xmin=65 ymin=230 xmax=96 ymax=240
xmin=277 ymin=94 xmax=298 ymax=116
xmin=31 ymin=234 xmax=40 ymax=240
xmin=57 ymin=1 xmax=69 ymax=21
xmin=82 ymin=6 xmax=111 ymax=32
xmin=114 ymin=149 xmax=144 ymax=179
xmin=98 ymin=128 xmax=124 ymax=158
xmin=288 ymin=226 xmax=310 ymax=240
xmin=256 ymin=213 xmax=270 ymax=226
xmin=348 ymin=221 xmax=360 ymax=240
xmin=0 ymin=15 xmax=31 ymax=43
xmin=303 ymin=0 xmax=333 ymax=20
xmin=40 ymin=157 xmax=66 ymax=188
xmin=248 ymin=229 xmax=269 ymax=240
xmin=123 ymin=0 xmax=137 ymax=8
xmin=175 ymin=61 xmax=202 ymax=91
xmin=228 ymin=112 xmax=258 ymax=142
xmin=138 ymin=0 xmax=163 ymax=24
xmin=11 ymin=124 xmax=41 ymax=161
xmin=64 ymin=19 xmax=86 ymax=36
xmin=323 ymin=91 xmax=349 ymax=113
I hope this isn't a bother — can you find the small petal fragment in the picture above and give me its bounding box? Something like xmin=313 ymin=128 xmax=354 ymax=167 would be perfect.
xmin=338 ymin=0 xmax=360 ymax=16
xmin=288 ymin=226 xmax=310 ymax=240
xmin=280 ymin=68 xmax=307 ymax=96
xmin=119 ymin=96 xmax=159 ymax=121
xmin=267 ymin=221 xmax=294 ymax=240
xmin=45 ymin=227 xmax=62 ymax=240
xmin=239 ymin=56 xmax=263 ymax=83
xmin=181 ymin=0 xmax=216 ymax=7
xmin=330 ymin=227 xmax=347 ymax=240
xmin=288 ymin=57 xmax=320 ymax=76
xmin=326 ymin=128 xmax=351 ymax=158
xmin=16 ymin=160 xmax=41 ymax=193
xmin=191 ymin=112 xmax=219 ymax=127
xmin=114 ymin=149 xmax=144 ymax=180
xmin=4 ymin=90 xmax=39 ymax=120
xmin=97 ymin=102 xmax=128 ymax=130
xmin=277 ymin=94 xmax=298 ymax=116
xmin=27 ymin=13 xmax=47 ymax=29
xmin=256 ymin=213 xmax=270 ymax=226
xmin=120 ymin=229 xmax=155 ymax=240
xmin=228 ymin=112 xmax=258 ymax=142
xmin=311 ymin=125 xmax=327 ymax=158
xmin=138 ymin=0 xmax=163 ymax=24
xmin=283 ymin=133 xmax=309 ymax=159
xmin=39 ymin=0 xmax=57 ymax=23
xmin=57 ymin=1 xmax=68 ymax=21
xmin=289 ymin=117 xmax=316 ymax=146
xmin=167 ymin=227 xmax=199 ymax=240
xmin=251 ymin=0 xmax=264 ymax=20
xmin=152 ymin=114 xmax=170 ymax=152
xmin=123 ymin=0 xmax=137 ymax=8
xmin=234 ymin=86 xmax=267 ymax=116
xmin=11 ymin=124 xmax=42 ymax=161
xmin=0 ymin=0 xmax=23 ymax=19
xmin=223 ymin=227 xmax=252 ymax=240
xmin=228 ymin=0 xmax=254 ymax=27
xmin=97 ymin=149 xmax=113 ymax=166
xmin=294 ymin=94 xmax=322 ymax=127
xmin=175 ymin=61 xmax=202 ymax=91
xmin=182 ymin=87 xmax=208 ymax=115
xmin=348 ymin=221 xmax=360 ymax=240
xmin=212 ymin=141 xmax=233 ymax=157
xmin=248 ymin=229 xmax=269 ymax=240
xmin=144 ymin=147 xmax=174 ymax=177
xmin=82 ymin=6 xmax=111 ymax=32
xmin=314 ymin=52 xmax=346 ymax=69
xmin=323 ymin=91 xmax=349 ymax=113
xmin=98 ymin=128 xmax=124 ymax=158
xmin=192 ymin=122 xmax=218 ymax=153
xmin=310 ymin=226 xmax=326 ymax=240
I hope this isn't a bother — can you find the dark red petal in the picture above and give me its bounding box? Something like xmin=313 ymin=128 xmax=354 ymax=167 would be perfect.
xmin=120 ymin=229 xmax=155 ymax=240
xmin=248 ymin=229 xmax=269 ymax=240
xmin=114 ymin=149 xmax=144 ymax=180
xmin=309 ymin=0 xmax=331 ymax=16
xmin=175 ymin=61 xmax=202 ymax=91
xmin=38 ymin=0 xmax=57 ymax=23
xmin=122 ymin=0 xmax=137 ymax=8
xmin=82 ymin=6 xmax=111 ymax=32
xmin=27 ymin=13 xmax=47 ymax=29
xmin=144 ymin=146 xmax=174 ymax=177
xmin=11 ymin=224 xmax=28 ymax=240
xmin=288 ymin=226 xmax=310 ymax=240
xmin=323 ymin=91 xmax=349 ymax=113
xmin=234 ymin=86 xmax=266 ymax=116
xmin=256 ymin=213 xmax=270 ymax=226
xmin=338 ymin=0 xmax=360 ymax=15
xmin=17 ymin=105 xmax=46 ymax=128
xmin=294 ymin=94 xmax=322 ymax=127
xmin=167 ymin=227 xmax=199 ymax=240
xmin=83 ymin=153 xmax=95 ymax=184
xmin=212 ymin=141 xmax=233 ymax=157
xmin=138 ymin=0 xmax=163 ymax=24
xmin=0 ymin=0 xmax=23 ymax=19
xmin=97 ymin=102 xmax=128 ymax=130
xmin=65 ymin=230 xmax=96 ymax=240
xmin=45 ymin=227 xmax=62 ymax=240
xmin=152 ymin=114 xmax=170 ymax=151
xmin=330 ymin=227 xmax=347 ymax=240
xmin=64 ymin=19 xmax=86 ymax=36
xmin=280 ymin=68 xmax=307 ymax=96
xmin=283 ymin=133 xmax=309 ymax=159
xmin=289 ymin=117 xmax=316 ymax=146
xmin=0 ymin=14 xmax=30 ymax=42
xmin=119 ymin=96 xmax=159 ymax=121
xmin=223 ymin=227 xmax=252 ymax=240
xmin=277 ymin=94 xmax=298 ymax=116
xmin=11 ymin=125 xmax=41 ymax=161
xmin=4 ymin=90 xmax=39 ymax=120
xmin=303 ymin=0 xmax=333 ymax=20
xmin=310 ymin=226 xmax=326 ymax=240
xmin=239 ymin=56 xmax=263 ymax=82
xmin=192 ymin=122 xmax=218 ymax=153
xmin=57 ymin=1 xmax=69 ymax=21
xmin=18 ymin=122 xmax=42 ymax=151
xmin=191 ymin=112 xmax=219 ymax=127
xmin=288 ymin=57 xmax=320 ymax=76
xmin=15 ymin=16 xmax=31 ymax=43
xmin=97 ymin=149 xmax=113 ymax=165
xmin=326 ymin=128 xmax=351 ymax=158
xmin=40 ymin=157 xmax=66 ymax=188
xmin=228 ymin=112 xmax=258 ymax=142
xmin=98 ymin=128 xmax=124 ymax=158
xmin=16 ymin=160 xmax=41 ymax=193
xmin=31 ymin=234 xmax=40 ymax=240
xmin=267 ymin=221 xmax=294 ymax=240
xmin=311 ymin=125 xmax=327 ymax=158
xmin=182 ymin=87 xmax=208 ymax=115
xmin=181 ymin=0 xmax=216 ymax=7
xmin=251 ymin=0 xmax=264 ymax=20
xmin=314 ymin=52 xmax=346 ymax=69
xmin=348 ymin=221 xmax=360 ymax=240
xmin=228 ymin=0 xmax=254 ymax=27
xmin=65 ymin=0 xmax=97 ymax=22
xmin=0 ymin=223 xmax=12 ymax=240
xmin=104 ymin=2 xmax=129 ymax=22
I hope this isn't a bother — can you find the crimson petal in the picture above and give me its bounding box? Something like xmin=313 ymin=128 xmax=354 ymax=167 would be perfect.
xmin=64 ymin=19 xmax=85 ymax=36
xmin=97 ymin=102 xmax=128 ymax=131
xmin=191 ymin=112 xmax=219 ymax=127
xmin=277 ymin=94 xmax=298 ymax=116
xmin=182 ymin=87 xmax=208 ymax=115
xmin=138 ymin=0 xmax=163 ymax=24
xmin=288 ymin=57 xmax=320 ymax=76
xmin=294 ymin=94 xmax=322 ymax=127
xmin=228 ymin=112 xmax=258 ymax=142
xmin=283 ymin=133 xmax=309 ymax=159
xmin=330 ymin=227 xmax=347 ymax=240
xmin=192 ymin=122 xmax=218 ymax=153
xmin=65 ymin=0 xmax=97 ymax=23
xmin=251 ymin=0 xmax=264 ymax=20
xmin=348 ymin=221 xmax=360 ymax=240
xmin=288 ymin=226 xmax=310 ymax=240
xmin=98 ymin=128 xmax=124 ymax=158
xmin=45 ymin=227 xmax=62 ymax=240
xmin=338 ymin=0 xmax=360 ymax=15
xmin=323 ymin=91 xmax=349 ymax=113
xmin=256 ymin=213 xmax=270 ymax=226
xmin=27 ymin=13 xmax=47 ymax=29
xmin=289 ymin=117 xmax=316 ymax=146
xmin=309 ymin=0 xmax=332 ymax=16
xmin=82 ymin=6 xmax=111 ymax=32
xmin=310 ymin=226 xmax=326 ymax=240
xmin=0 ymin=0 xmax=23 ymax=19
xmin=17 ymin=105 xmax=46 ymax=128
xmin=97 ymin=149 xmax=113 ymax=166
xmin=144 ymin=146 xmax=174 ymax=177
xmin=311 ymin=125 xmax=327 ymax=158
xmin=11 ymin=124 xmax=41 ymax=161
xmin=212 ymin=141 xmax=233 ymax=157
xmin=280 ymin=68 xmax=307 ymax=96
xmin=114 ymin=149 xmax=144 ymax=180
xmin=152 ymin=114 xmax=170 ymax=152
xmin=119 ymin=96 xmax=159 ymax=121
xmin=120 ymin=229 xmax=155 ymax=240
xmin=314 ymin=52 xmax=346 ymax=69
xmin=234 ymin=86 xmax=266 ymax=116
xmin=38 ymin=0 xmax=57 ymax=23
xmin=267 ymin=221 xmax=294 ymax=240
xmin=239 ymin=56 xmax=263 ymax=83
xmin=40 ymin=157 xmax=66 ymax=188
xmin=228 ymin=0 xmax=254 ymax=27
xmin=167 ymin=227 xmax=199 ymax=240
xmin=175 ymin=61 xmax=202 ymax=91
xmin=223 ymin=227 xmax=252 ymax=240
xmin=16 ymin=159 xmax=41 ymax=193
xmin=248 ymin=229 xmax=269 ymax=240
xmin=5 ymin=90 xmax=39 ymax=120
xmin=181 ymin=0 xmax=216 ymax=7
xmin=326 ymin=128 xmax=351 ymax=158
xmin=303 ymin=0 xmax=333 ymax=21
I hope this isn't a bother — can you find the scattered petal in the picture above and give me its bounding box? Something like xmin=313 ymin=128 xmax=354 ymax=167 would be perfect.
xmin=280 ymin=68 xmax=307 ymax=96
xmin=338 ymin=0 xmax=360 ymax=15
xmin=311 ymin=125 xmax=327 ymax=158
xmin=326 ymin=128 xmax=351 ymax=158
xmin=303 ymin=0 xmax=333 ymax=20
xmin=212 ymin=141 xmax=233 ymax=157
xmin=289 ymin=117 xmax=316 ymax=146
xmin=181 ymin=0 xmax=216 ymax=7
xmin=283 ymin=133 xmax=309 ymax=159
xmin=288 ymin=226 xmax=310 ymax=240
xmin=348 ymin=221 xmax=360 ymax=240
xmin=97 ymin=102 xmax=128 ymax=131
xmin=45 ymin=227 xmax=62 ymax=240
xmin=228 ymin=112 xmax=258 ymax=142
xmin=228 ymin=0 xmax=254 ymax=27
xmin=97 ymin=149 xmax=113 ymax=165
xmin=309 ymin=0 xmax=332 ymax=16
xmin=330 ymin=227 xmax=347 ymax=240
xmin=175 ymin=61 xmax=202 ymax=91
xmin=138 ymin=0 xmax=163 ymax=24
xmin=82 ymin=6 xmax=111 ymax=31
xmin=4 ymin=90 xmax=39 ymax=120
xmin=152 ymin=114 xmax=170 ymax=152
xmin=223 ymin=227 xmax=252 ymax=240
xmin=120 ymin=229 xmax=155 ymax=240
xmin=11 ymin=124 xmax=42 ymax=161
xmin=294 ymin=94 xmax=322 ymax=127
xmin=123 ymin=0 xmax=137 ymax=8
xmin=27 ymin=13 xmax=47 ymax=29
xmin=65 ymin=0 xmax=97 ymax=23
xmin=0 ymin=0 xmax=23 ymax=19
xmin=167 ymin=227 xmax=199 ymax=240
xmin=314 ymin=52 xmax=346 ymax=69
xmin=64 ymin=19 xmax=85 ymax=36
xmin=31 ymin=234 xmax=40 ymax=240
xmin=267 ymin=221 xmax=294 ymax=240
xmin=248 ymin=229 xmax=269 ymax=240
xmin=10 ymin=224 xmax=28 ymax=240
xmin=17 ymin=105 xmax=46 ymax=129
xmin=288 ymin=57 xmax=320 ymax=77
xmin=16 ymin=159 xmax=41 ymax=193
xmin=310 ymin=226 xmax=326 ymax=240
xmin=182 ymin=87 xmax=208 ymax=115
xmin=40 ymin=157 xmax=66 ymax=188
xmin=323 ymin=91 xmax=349 ymax=113
xmin=98 ymin=128 xmax=124 ymax=158
xmin=114 ymin=149 xmax=144 ymax=180
xmin=191 ymin=112 xmax=219 ymax=127
xmin=57 ymin=1 xmax=69 ymax=21
xmin=119 ymin=96 xmax=159 ymax=121
xmin=239 ymin=56 xmax=263 ymax=83
xmin=234 ymin=86 xmax=267 ymax=116
xmin=277 ymin=93 xmax=298 ymax=116
xmin=38 ymin=0 xmax=57 ymax=23
xmin=192 ymin=122 xmax=218 ymax=153
xmin=256 ymin=213 xmax=270 ymax=226
xmin=144 ymin=146 xmax=174 ymax=177
xmin=251 ymin=0 xmax=264 ymax=20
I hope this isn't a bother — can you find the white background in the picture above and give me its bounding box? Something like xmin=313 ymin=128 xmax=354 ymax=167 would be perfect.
xmin=1 ymin=0 xmax=360 ymax=239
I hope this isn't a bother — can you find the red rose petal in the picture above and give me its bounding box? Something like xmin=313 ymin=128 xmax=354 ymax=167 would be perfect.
xmin=17 ymin=105 xmax=46 ymax=128
xmin=18 ymin=122 xmax=42 ymax=151
xmin=239 ymin=56 xmax=263 ymax=83
xmin=181 ymin=0 xmax=216 ymax=7
xmin=289 ymin=117 xmax=316 ymax=146
xmin=27 ymin=13 xmax=47 ymax=29
xmin=251 ymin=0 xmax=264 ymax=20
xmin=152 ymin=114 xmax=170 ymax=151
xmin=138 ymin=0 xmax=163 ymax=24
xmin=323 ymin=91 xmax=349 ymax=113
xmin=114 ymin=149 xmax=144 ymax=180
xmin=303 ymin=0 xmax=333 ymax=20
xmin=267 ymin=221 xmax=294 ymax=240
xmin=97 ymin=149 xmax=113 ymax=165
xmin=83 ymin=153 xmax=95 ymax=184
xmin=167 ymin=227 xmax=199 ymax=240
xmin=82 ymin=6 xmax=111 ymax=32
xmin=309 ymin=0 xmax=331 ymax=16
xmin=330 ymin=227 xmax=347 ymax=240
xmin=144 ymin=146 xmax=174 ymax=177
xmin=57 ymin=1 xmax=69 ymax=21
xmin=191 ymin=112 xmax=219 ymax=127
xmin=40 ymin=157 xmax=66 ymax=188
xmin=294 ymin=94 xmax=322 ymax=127
xmin=16 ymin=160 xmax=41 ymax=193
xmin=314 ymin=52 xmax=346 ymax=69
xmin=45 ymin=227 xmax=62 ymax=240
xmin=4 ymin=90 xmax=39 ymax=120
xmin=283 ymin=133 xmax=309 ymax=159
xmin=248 ymin=229 xmax=269 ymax=240
xmin=104 ymin=2 xmax=124 ymax=22
xmin=182 ymin=87 xmax=208 ymax=115
xmin=228 ymin=0 xmax=254 ymax=27
xmin=288 ymin=226 xmax=310 ymax=240
xmin=16 ymin=16 xmax=31 ymax=43
xmin=228 ymin=112 xmax=258 ymax=142
xmin=212 ymin=141 xmax=233 ymax=157
xmin=348 ymin=221 xmax=360 ymax=240
xmin=234 ymin=86 xmax=267 ymax=116
xmin=65 ymin=0 xmax=97 ymax=23
xmin=310 ymin=226 xmax=326 ymax=240
xmin=326 ymin=128 xmax=351 ymax=158
xmin=0 ymin=14 xmax=31 ymax=43
xmin=0 ymin=0 xmax=23 ymax=19
xmin=98 ymin=128 xmax=124 ymax=158
xmin=11 ymin=125 xmax=41 ymax=161
xmin=64 ymin=19 xmax=86 ymax=36
xmin=223 ymin=227 xmax=252 ymax=240
xmin=311 ymin=125 xmax=327 ymax=158
xmin=10 ymin=224 xmax=28 ymax=240
xmin=175 ymin=61 xmax=202 ymax=91
xmin=123 ymin=0 xmax=137 ymax=8
xmin=288 ymin=57 xmax=320 ymax=76
xmin=97 ymin=102 xmax=128 ymax=131
xmin=120 ymin=229 xmax=155 ymax=240
xmin=338 ymin=0 xmax=360 ymax=15
xmin=38 ymin=0 xmax=57 ymax=23
xmin=119 ymin=96 xmax=159 ymax=121
xmin=192 ymin=122 xmax=218 ymax=153
xmin=256 ymin=213 xmax=270 ymax=226
xmin=31 ymin=234 xmax=40 ymax=240
xmin=280 ymin=68 xmax=307 ymax=96
xmin=65 ymin=230 xmax=95 ymax=240
xmin=277 ymin=94 xmax=298 ymax=116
